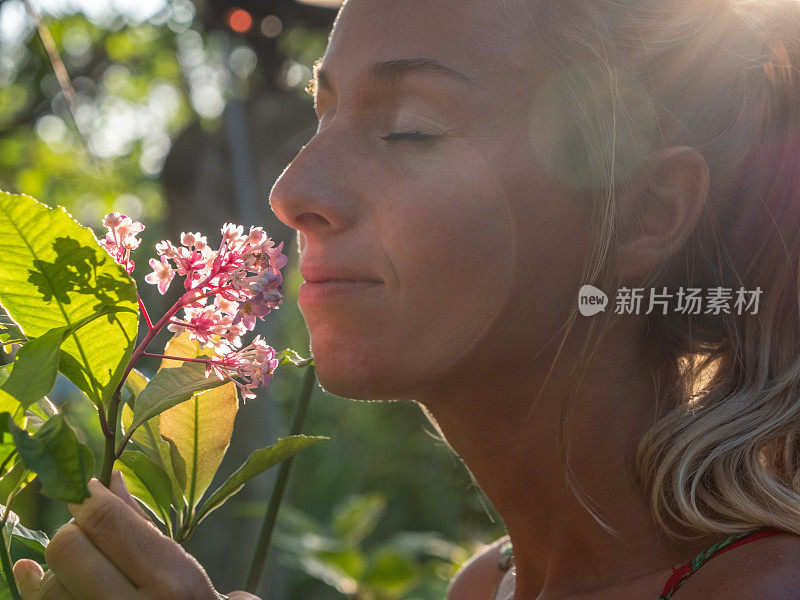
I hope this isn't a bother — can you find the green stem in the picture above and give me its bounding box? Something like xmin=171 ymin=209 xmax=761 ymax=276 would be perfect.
xmin=245 ymin=366 xmax=316 ymax=593
xmin=0 ymin=506 xmax=22 ymax=600
xmin=99 ymin=391 xmax=121 ymax=487
xmin=101 ymin=292 xmax=190 ymax=486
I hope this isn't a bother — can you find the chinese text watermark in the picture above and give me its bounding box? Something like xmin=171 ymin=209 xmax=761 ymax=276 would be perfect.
xmin=577 ymin=284 xmax=762 ymax=317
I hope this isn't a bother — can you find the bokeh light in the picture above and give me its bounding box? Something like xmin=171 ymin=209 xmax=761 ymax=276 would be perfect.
xmin=260 ymin=15 xmax=282 ymax=38
xmin=227 ymin=8 xmax=253 ymax=34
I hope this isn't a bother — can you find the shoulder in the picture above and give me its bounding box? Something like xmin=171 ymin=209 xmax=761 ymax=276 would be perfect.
xmin=447 ymin=535 xmax=510 ymax=600
xmin=678 ymin=531 xmax=800 ymax=600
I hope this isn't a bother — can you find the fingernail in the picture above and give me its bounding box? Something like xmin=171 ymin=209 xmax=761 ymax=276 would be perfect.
xmin=67 ymin=480 xmax=99 ymax=514
xmin=112 ymin=469 xmax=128 ymax=490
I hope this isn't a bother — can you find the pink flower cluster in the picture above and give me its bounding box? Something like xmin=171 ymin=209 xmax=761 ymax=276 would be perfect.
xmin=148 ymin=223 xmax=286 ymax=400
xmin=100 ymin=213 xmax=145 ymax=274
xmin=206 ymin=336 xmax=280 ymax=400
xmin=100 ymin=213 xmax=287 ymax=401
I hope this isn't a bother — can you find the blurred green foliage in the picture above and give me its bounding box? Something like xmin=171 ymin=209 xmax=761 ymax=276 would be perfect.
xmin=0 ymin=6 xmax=194 ymax=223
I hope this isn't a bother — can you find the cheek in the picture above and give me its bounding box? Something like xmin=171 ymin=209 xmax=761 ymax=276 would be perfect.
xmin=368 ymin=147 xmax=519 ymax=386
xmin=382 ymin=144 xmax=591 ymax=382
xmin=305 ymin=141 xmax=590 ymax=400
xmin=304 ymin=147 xmax=516 ymax=400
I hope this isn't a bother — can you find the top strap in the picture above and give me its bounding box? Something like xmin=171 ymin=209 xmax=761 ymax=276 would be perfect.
xmin=658 ymin=526 xmax=785 ymax=599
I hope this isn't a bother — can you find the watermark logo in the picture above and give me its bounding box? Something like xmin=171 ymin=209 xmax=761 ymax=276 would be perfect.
xmin=578 ymin=286 xmax=762 ymax=316
xmin=578 ymin=284 xmax=609 ymax=316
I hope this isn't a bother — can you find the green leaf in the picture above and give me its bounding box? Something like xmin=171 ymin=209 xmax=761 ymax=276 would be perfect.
xmin=277 ymin=349 xmax=314 ymax=368
xmin=0 ymin=367 xmax=10 ymax=389
xmin=11 ymin=522 xmax=49 ymax=558
xmin=0 ymin=311 xmax=112 ymax=412
xmin=0 ymin=314 xmax=25 ymax=349
xmin=24 ymin=398 xmax=58 ymax=435
xmin=159 ymin=381 xmax=238 ymax=510
xmin=333 ymin=493 xmax=387 ymax=546
xmin=128 ymin=362 xmax=229 ymax=433
xmin=121 ymin=370 xmax=161 ymax=460
xmin=125 ymin=335 xmax=230 ymax=513
xmin=0 ymin=461 xmax=36 ymax=502
xmin=26 ymin=397 xmax=58 ymax=422
xmin=193 ymin=435 xmax=328 ymax=526
xmin=120 ymin=376 xmax=187 ymax=514
xmin=315 ymin=548 xmax=366 ymax=580
xmin=387 ymin=531 xmax=467 ymax=562
xmin=295 ymin=554 xmax=358 ymax=597
xmin=0 ymin=415 xmax=18 ymax=483
xmin=122 ymin=408 xmax=185 ymax=512
xmin=0 ymin=369 xmax=17 ymax=425
xmin=116 ymin=451 xmax=173 ymax=531
xmin=10 ymin=414 xmax=94 ymax=503
xmin=0 ymin=326 xmax=66 ymax=410
xmin=0 ymin=446 xmax=17 ymax=484
xmin=0 ymin=394 xmax=21 ymax=431
xmin=362 ymin=548 xmax=417 ymax=594
xmin=157 ymin=333 xmax=211 ymax=370
xmin=0 ymin=192 xmax=139 ymax=406
xmin=122 ymin=368 xmax=149 ymax=403
xmin=1 ymin=505 xmax=48 ymax=558
xmin=0 ymin=569 xmax=13 ymax=600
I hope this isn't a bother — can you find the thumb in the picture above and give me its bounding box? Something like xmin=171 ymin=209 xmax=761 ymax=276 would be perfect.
xmin=12 ymin=559 xmax=43 ymax=600
xmin=227 ymin=592 xmax=263 ymax=600
xmin=110 ymin=469 xmax=154 ymax=523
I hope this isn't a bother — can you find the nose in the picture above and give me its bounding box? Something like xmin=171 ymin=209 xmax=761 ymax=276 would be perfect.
xmin=269 ymin=126 xmax=360 ymax=238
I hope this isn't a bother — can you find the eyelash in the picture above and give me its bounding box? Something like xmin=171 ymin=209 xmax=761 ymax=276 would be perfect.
xmin=380 ymin=131 xmax=438 ymax=144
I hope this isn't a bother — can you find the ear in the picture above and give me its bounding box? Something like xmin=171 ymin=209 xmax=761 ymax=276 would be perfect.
xmin=616 ymin=146 xmax=710 ymax=282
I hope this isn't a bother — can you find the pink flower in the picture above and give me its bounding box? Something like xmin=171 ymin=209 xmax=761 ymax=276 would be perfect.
xmin=213 ymin=294 xmax=239 ymax=316
xmin=155 ymin=240 xmax=179 ymax=259
xmin=144 ymin=257 xmax=175 ymax=295
xmin=169 ymin=305 xmax=237 ymax=351
xmin=221 ymin=223 xmax=246 ymax=247
xmin=246 ymin=226 xmax=267 ymax=246
xmin=117 ymin=218 xmax=145 ymax=240
xmin=174 ymin=246 xmax=210 ymax=283
xmin=267 ymin=241 xmax=288 ymax=270
xmin=206 ymin=336 xmax=278 ymax=401
xmin=126 ymin=219 xmax=287 ymax=402
xmin=103 ymin=212 xmax=125 ymax=228
xmin=233 ymin=268 xmax=283 ymax=331
xmin=181 ymin=231 xmax=208 ymax=250
xmin=100 ymin=213 xmax=144 ymax=274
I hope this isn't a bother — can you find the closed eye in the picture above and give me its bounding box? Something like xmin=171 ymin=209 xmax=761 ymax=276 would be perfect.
xmin=380 ymin=132 xmax=438 ymax=143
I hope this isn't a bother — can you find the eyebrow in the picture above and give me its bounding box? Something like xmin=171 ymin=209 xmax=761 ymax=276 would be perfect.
xmin=313 ymin=58 xmax=475 ymax=95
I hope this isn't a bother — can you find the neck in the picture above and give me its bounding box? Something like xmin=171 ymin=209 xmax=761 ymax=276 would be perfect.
xmin=416 ymin=325 xmax=705 ymax=600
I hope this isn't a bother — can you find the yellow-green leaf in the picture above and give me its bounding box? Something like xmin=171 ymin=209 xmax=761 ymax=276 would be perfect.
xmin=117 ymin=451 xmax=174 ymax=532
xmin=160 ymin=382 xmax=238 ymax=510
xmin=193 ymin=435 xmax=328 ymax=526
xmin=0 ymin=192 xmax=139 ymax=406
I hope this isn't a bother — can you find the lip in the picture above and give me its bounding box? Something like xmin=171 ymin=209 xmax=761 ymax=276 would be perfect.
xmin=298 ymin=262 xmax=383 ymax=306
xmin=298 ymin=280 xmax=383 ymax=305
xmin=299 ymin=262 xmax=382 ymax=284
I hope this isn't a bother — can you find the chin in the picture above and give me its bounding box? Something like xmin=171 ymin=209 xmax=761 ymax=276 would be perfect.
xmin=311 ymin=349 xmax=395 ymax=400
xmin=308 ymin=331 xmax=414 ymax=401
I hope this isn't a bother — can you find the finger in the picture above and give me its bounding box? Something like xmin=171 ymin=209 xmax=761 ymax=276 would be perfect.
xmin=227 ymin=592 xmax=263 ymax=600
xmin=45 ymin=521 xmax=137 ymax=600
xmin=38 ymin=570 xmax=75 ymax=600
xmin=109 ymin=469 xmax=152 ymax=522
xmin=67 ymin=479 xmax=201 ymax=588
xmin=13 ymin=559 xmax=43 ymax=600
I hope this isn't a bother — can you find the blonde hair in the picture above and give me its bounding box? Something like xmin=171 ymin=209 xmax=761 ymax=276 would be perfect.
xmin=520 ymin=0 xmax=800 ymax=543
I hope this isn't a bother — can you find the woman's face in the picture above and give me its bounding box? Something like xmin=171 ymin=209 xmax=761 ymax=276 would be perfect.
xmin=269 ymin=0 xmax=593 ymax=401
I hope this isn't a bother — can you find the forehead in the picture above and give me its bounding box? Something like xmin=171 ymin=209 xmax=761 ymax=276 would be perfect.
xmin=322 ymin=0 xmax=542 ymax=93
